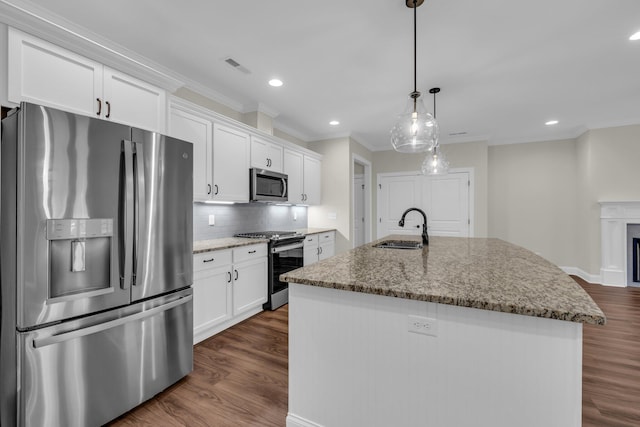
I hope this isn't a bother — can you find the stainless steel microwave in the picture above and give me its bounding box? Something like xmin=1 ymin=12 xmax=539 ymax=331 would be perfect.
xmin=250 ymin=168 xmax=288 ymax=202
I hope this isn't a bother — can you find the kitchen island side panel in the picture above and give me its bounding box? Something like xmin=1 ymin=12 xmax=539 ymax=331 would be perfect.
xmin=287 ymin=283 xmax=582 ymax=427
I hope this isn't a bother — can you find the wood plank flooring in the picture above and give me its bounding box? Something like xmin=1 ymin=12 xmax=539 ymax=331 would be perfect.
xmin=107 ymin=277 xmax=640 ymax=427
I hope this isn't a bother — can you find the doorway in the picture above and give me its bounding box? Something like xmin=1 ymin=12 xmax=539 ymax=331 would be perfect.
xmin=352 ymin=154 xmax=372 ymax=248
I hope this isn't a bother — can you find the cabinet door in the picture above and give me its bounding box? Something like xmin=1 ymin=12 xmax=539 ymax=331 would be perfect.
xmin=303 ymin=246 xmax=319 ymax=266
xmin=232 ymin=258 xmax=268 ymax=315
xmin=284 ymin=149 xmax=304 ymax=204
xmin=252 ymin=137 xmax=283 ymax=173
xmin=319 ymin=242 xmax=335 ymax=261
xmin=8 ymin=28 xmax=103 ymax=117
xmin=103 ymin=67 xmax=166 ymax=132
xmin=193 ymin=267 xmax=232 ymax=344
xmin=213 ymin=123 xmax=250 ymax=202
xmin=169 ymin=107 xmax=213 ymax=201
xmin=303 ymin=156 xmax=322 ymax=205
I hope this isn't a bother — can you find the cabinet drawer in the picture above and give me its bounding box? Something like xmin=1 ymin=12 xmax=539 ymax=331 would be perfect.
xmin=303 ymin=235 xmax=317 ymax=247
xmin=233 ymin=244 xmax=267 ymax=263
xmin=319 ymin=232 xmax=335 ymax=243
xmin=194 ymin=249 xmax=232 ymax=272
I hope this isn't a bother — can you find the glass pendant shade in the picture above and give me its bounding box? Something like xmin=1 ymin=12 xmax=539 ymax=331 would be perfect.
xmin=421 ymin=145 xmax=449 ymax=175
xmin=390 ymin=93 xmax=439 ymax=153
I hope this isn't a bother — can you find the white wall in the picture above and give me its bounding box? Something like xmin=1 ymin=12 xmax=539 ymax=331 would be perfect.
xmin=488 ymin=139 xmax=578 ymax=267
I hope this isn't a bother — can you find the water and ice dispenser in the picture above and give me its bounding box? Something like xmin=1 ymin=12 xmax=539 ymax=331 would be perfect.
xmin=46 ymin=219 xmax=113 ymax=300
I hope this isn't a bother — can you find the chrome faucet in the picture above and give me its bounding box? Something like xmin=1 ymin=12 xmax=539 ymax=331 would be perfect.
xmin=398 ymin=207 xmax=429 ymax=245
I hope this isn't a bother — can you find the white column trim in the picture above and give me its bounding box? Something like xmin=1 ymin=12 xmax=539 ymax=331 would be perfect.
xmin=599 ymin=201 xmax=640 ymax=287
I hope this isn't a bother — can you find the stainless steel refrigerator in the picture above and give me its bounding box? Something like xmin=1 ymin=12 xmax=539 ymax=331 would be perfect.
xmin=0 ymin=102 xmax=194 ymax=426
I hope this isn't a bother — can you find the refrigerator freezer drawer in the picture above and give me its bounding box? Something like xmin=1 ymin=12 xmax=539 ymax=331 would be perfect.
xmin=17 ymin=289 xmax=193 ymax=427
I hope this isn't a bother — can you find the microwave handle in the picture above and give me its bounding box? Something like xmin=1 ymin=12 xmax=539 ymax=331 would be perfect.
xmin=281 ymin=177 xmax=287 ymax=198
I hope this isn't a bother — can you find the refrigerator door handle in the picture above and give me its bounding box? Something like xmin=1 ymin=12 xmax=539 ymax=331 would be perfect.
xmin=132 ymin=141 xmax=146 ymax=287
xmin=33 ymin=294 xmax=193 ymax=349
xmin=119 ymin=140 xmax=135 ymax=289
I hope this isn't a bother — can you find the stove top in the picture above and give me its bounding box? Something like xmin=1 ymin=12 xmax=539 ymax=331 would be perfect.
xmin=235 ymin=230 xmax=302 ymax=241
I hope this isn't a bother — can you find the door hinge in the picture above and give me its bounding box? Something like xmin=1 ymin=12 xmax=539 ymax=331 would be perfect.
xmin=468 ymin=180 xmax=470 ymax=186
xmin=362 ymin=184 xmax=365 ymax=189
xmin=468 ymin=218 xmax=470 ymax=225
xmin=378 ymin=184 xmax=381 ymax=189
xmin=379 ymin=218 xmax=382 ymax=223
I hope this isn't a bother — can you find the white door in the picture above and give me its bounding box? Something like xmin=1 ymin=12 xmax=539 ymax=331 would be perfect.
xmin=169 ymin=107 xmax=212 ymax=201
xmin=8 ymin=28 xmax=103 ymax=118
xmin=213 ymin=123 xmax=250 ymax=202
xmin=102 ymin=67 xmax=166 ymax=132
xmin=422 ymin=173 xmax=470 ymax=237
xmin=284 ymin=149 xmax=304 ymax=204
xmin=377 ymin=174 xmax=422 ymax=239
xmin=303 ymin=156 xmax=322 ymax=205
xmin=354 ymin=175 xmax=365 ymax=247
xmin=377 ymin=172 xmax=471 ymax=239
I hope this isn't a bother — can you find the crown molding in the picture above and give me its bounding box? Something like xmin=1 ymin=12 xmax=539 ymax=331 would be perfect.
xmin=0 ymin=0 xmax=187 ymax=91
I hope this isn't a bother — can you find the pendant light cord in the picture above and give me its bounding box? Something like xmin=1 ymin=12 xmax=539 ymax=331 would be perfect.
xmin=413 ymin=0 xmax=417 ymax=96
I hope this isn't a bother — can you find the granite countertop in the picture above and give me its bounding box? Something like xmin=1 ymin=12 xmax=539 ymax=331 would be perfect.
xmin=193 ymin=237 xmax=268 ymax=254
xmin=281 ymin=235 xmax=606 ymax=325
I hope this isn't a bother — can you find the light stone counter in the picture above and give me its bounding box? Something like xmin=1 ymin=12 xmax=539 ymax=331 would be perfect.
xmin=282 ymin=235 xmax=605 ymax=324
xmin=193 ymin=237 xmax=268 ymax=254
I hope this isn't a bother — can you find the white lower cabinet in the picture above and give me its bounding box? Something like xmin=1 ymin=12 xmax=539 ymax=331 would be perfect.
xmin=303 ymin=231 xmax=335 ymax=266
xmin=192 ymin=243 xmax=267 ymax=344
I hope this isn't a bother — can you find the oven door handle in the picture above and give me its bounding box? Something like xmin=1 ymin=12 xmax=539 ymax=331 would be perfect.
xmin=271 ymin=242 xmax=303 ymax=253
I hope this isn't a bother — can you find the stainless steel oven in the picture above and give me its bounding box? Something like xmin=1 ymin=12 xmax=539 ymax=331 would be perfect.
xmin=235 ymin=231 xmax=304 ymax=310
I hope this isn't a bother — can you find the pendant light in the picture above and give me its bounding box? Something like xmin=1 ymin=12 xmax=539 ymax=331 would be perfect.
xmin=422 ymin=88 xmax=450 ymax=175
xmin=390 ymin=0 xmax=439 ymax=153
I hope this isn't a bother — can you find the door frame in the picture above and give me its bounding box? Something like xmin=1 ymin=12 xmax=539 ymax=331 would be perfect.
xmin=376 ymin=167 xmax=475 ymax=239
xmin=352 ymin=154 xmax=372 ymax=247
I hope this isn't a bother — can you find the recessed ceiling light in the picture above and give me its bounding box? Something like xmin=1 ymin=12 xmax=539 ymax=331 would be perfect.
xmin=268 ymin=78 xmax=283 ymax=87
xmin=545 ymin=120 xmax=559 ymax=126
xmin=630 ymin=31 xmax=640 ymax=41
xmin=329 ymin=120 xmax=340 ymax=126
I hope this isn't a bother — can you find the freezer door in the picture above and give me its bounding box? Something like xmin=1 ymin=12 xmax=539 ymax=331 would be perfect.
xmin=14 ymin=103 xmax=132 ymax=329
xmin=131 ymin=128 xmax=193 ymax=301
xmin=18 ymin=288 xmax=193 ymax=427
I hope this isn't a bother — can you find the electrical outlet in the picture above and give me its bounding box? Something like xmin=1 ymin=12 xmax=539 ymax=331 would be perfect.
xmin=328 ymin=212 xmax=337 ymax=220
xmin=408 ymin=315 xmax=437 ymax=337
xmin=208 ymin=215 xmax=215 ymax=226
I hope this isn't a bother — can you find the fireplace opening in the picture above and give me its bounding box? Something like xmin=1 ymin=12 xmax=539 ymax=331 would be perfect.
xmin=634 ymin=238 xmax=640 ymax=283
xmin=627 ymin=224 xmax=640 ymax=287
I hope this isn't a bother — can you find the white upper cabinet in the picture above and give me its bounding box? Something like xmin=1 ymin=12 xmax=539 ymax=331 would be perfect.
xmin=7 ymin=28 xmax=166 ymax=132
xmin=303 ymin=155 xmax=321 ymax=205
xmin=102 ymin=67 xmax=166 ymax=132
xmin=213 ymin=123 xmax=250 ymax=202
xmin=284 ymin=148 xmax=322 ymax=205
xmin=168 ymin=103 xmax=213 ymax=201
xmin=284 ymin=149 xmax=304 ymax=204
xmin=251 ymin=136 xmax=283 ymax=172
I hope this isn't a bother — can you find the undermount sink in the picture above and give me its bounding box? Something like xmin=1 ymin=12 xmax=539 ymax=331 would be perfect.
xmin=374 ymin=240 xmax=423 ymax=250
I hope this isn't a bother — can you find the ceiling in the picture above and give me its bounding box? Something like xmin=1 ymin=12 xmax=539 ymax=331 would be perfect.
xmin=9 ymin=0 xmax=640 ymax=150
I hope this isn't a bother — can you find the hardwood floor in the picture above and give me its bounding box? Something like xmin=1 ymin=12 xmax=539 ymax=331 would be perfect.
xmin=108 ymin=278 xmax=640 ymax=426
xmin=577 ymin=277 xmax=640 ymax=427
xmin=106 ymin=306 xmax=289 ymax=427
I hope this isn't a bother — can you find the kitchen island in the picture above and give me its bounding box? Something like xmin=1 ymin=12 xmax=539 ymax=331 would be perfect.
xmin=281 ymin=236 xmax=605 ymax=427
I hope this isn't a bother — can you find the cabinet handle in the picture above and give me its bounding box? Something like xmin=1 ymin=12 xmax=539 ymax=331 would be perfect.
xmin=234 ymin=269 xmax=239 ymax=280
xmin=96 ymin=98 xmax=102 ymax=116
xmin=316 ymin=247 xmax=320 ymax=255
xmin=105 ymin=101 xmax=111 ymax=118
xmin=227 ymin=271 xmax=232 ymax=283
xmin=214 ymin=184 xmax=219 ymax=195
xmin=319 ymin=247 xmax=323 ymax=254
xmin=207 ymin=184 xmax=212 ymax=195
xmin=202 ymin=258 xmax=214 ymax=263
xmin=301 ymin=194 xmax=305 ymax=202
xmin=266 ymin=158 xmax=270 ymax=167
xmin=248 ymin=250 xmax=256 ymax=254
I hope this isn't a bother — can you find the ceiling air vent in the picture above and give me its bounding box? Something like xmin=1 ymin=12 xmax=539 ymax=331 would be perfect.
xmin=224 ymin=57 xmax=251 ymax=74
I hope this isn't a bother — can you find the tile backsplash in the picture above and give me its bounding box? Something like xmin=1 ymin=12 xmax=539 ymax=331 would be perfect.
xmin=193 ymin=203 xmax=308 ymax=241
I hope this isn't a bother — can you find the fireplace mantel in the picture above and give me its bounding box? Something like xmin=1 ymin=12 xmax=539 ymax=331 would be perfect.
xmin=600 ymin=201 xmax=640 ymax=287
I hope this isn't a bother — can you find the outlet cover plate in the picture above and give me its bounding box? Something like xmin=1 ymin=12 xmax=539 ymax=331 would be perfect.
xmin=408 ymin=315 xmax=437 ymax=337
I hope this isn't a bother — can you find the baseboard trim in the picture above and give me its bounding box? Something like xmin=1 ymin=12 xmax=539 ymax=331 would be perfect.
xmin=286 ymin=413 xmax=324 ymax=427
xmin=193 ymin=306 xmax=263 ymax=345
xmin=560 ymin=266 xmax=603 ymax=285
